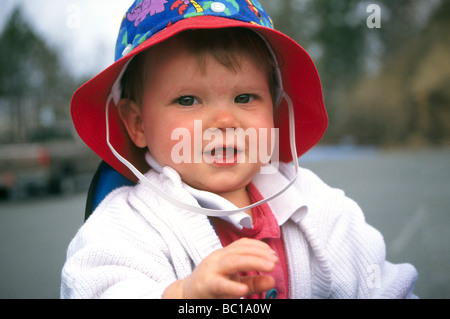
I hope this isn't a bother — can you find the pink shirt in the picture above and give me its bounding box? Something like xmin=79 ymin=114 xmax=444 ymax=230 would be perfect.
xmin=210 ymin=183 xmax=289 ymax=299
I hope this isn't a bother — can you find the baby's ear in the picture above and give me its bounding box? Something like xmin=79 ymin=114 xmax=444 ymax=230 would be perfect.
xmin=117 ymin=99 xmax=147 ymax=148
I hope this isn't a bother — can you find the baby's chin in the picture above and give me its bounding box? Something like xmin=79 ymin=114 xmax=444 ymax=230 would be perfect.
xmin=174 ymin=161 xmax=264 ymax=192
xmin=183 ymin=175 xmax=249 ymax=195
xmin=189 ymin=181 xmax=246 ymax=195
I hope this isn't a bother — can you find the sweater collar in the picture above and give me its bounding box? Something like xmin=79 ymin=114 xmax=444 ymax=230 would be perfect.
xmin=145 ymin=152 xmax=252 ymax=229
xmin=252 ymin=165 xmax=309 ymax=226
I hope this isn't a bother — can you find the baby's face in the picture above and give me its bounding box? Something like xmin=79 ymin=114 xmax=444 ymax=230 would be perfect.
xmin=136 ymin=45 xmax=275 ymax=197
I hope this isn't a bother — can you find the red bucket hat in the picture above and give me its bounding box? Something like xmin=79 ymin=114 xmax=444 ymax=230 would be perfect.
xmin=71 ymin=0 xmax=328 ymax=183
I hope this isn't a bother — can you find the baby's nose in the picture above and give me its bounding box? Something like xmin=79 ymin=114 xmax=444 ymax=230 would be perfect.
xmin=208 ymin=104 xmax=240 ymax=130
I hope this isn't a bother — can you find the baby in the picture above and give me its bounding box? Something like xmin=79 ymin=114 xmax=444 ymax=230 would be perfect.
xmin=62 ymin=0 xmax=418 ymax=299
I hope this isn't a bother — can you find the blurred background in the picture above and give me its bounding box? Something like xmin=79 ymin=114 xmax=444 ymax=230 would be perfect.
xmin=0 ymin=0 xmax=449 ymax=298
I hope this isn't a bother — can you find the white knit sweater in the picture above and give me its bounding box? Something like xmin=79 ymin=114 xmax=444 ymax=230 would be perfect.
xmin=60 ymin=163 xmax=418 ymax=299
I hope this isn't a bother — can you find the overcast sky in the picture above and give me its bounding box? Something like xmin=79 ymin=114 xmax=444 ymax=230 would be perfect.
xmin=1 ymin=0 xmax=132 ymax=78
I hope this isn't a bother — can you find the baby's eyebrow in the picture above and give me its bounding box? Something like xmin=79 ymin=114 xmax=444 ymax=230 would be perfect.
xmin=161 ymin=86 xmax=195 ymax=98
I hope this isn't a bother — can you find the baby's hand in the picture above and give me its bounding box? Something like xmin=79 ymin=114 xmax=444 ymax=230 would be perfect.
xmin=163 ymin=238 xmax=278 ymax=299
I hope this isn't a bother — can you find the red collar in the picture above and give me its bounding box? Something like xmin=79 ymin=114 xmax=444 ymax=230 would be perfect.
xmin=211 ymin=183 xmax=280 ymax=241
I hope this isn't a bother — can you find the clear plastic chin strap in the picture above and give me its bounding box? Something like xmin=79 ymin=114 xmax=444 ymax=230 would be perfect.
xmin=105 ymin=92 xmax=299 ymax=217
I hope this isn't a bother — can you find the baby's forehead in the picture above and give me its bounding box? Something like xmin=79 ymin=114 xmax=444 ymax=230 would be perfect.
xmin=142 ymin=28 xmax=275 ymax=72
xmin=121 ymin=28 xmax=278 ymax=106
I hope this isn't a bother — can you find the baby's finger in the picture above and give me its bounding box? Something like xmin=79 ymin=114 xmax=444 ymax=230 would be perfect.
xmin=239 ymin=274 xmax=275 ymax=296
xmin=209 ymin=276 xmax=250 ymax=299
xmin=219 ymin=252 xmax=278 ymax=276
xmin=229 ymin=238 xmax=275 ymax=253
xmin=225 ymin=238 xmax=277 ymax=261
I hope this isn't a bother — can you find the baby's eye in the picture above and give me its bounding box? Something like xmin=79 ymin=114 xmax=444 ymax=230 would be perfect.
xmin=234 ymin=94 xmax=254 ymax=104
xmin=176 ymin=96 xmax=198 ymax=107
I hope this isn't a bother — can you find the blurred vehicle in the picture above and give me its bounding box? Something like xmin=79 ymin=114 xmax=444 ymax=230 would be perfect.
xmin=0 ymin=128 xmax=99 ymax=199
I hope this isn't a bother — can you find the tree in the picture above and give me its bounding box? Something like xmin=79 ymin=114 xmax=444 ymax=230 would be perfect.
xmin=259 ymin=0 xmax=446 ymax=145
xmin=0 ymin=6 xmax=76 ymax=143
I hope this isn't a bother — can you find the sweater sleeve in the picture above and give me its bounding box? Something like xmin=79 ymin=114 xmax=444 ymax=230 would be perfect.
xmin=317 ymin=182 xmax=419 ymax=298
xmin=60 ymin=188 xmax=186 ymax=299
xmin=280 ymin=164 xmax=418 ymax=298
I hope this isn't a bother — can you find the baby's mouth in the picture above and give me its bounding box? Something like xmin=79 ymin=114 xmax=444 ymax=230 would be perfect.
xmin=210 ymin=147 xmax=236 ymax=157
xmin=204 ymin=146 xmax=241 ymax=164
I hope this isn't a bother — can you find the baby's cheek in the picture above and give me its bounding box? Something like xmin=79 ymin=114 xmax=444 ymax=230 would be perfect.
xmin=156 ymin=126 xmax=195 ymax=166
xmin=149 ymin=138 xmax=178 ymax=165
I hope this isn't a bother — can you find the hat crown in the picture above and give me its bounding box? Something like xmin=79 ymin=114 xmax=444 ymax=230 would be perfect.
xmin=115 ymin=0 xmax=274 ymax=61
